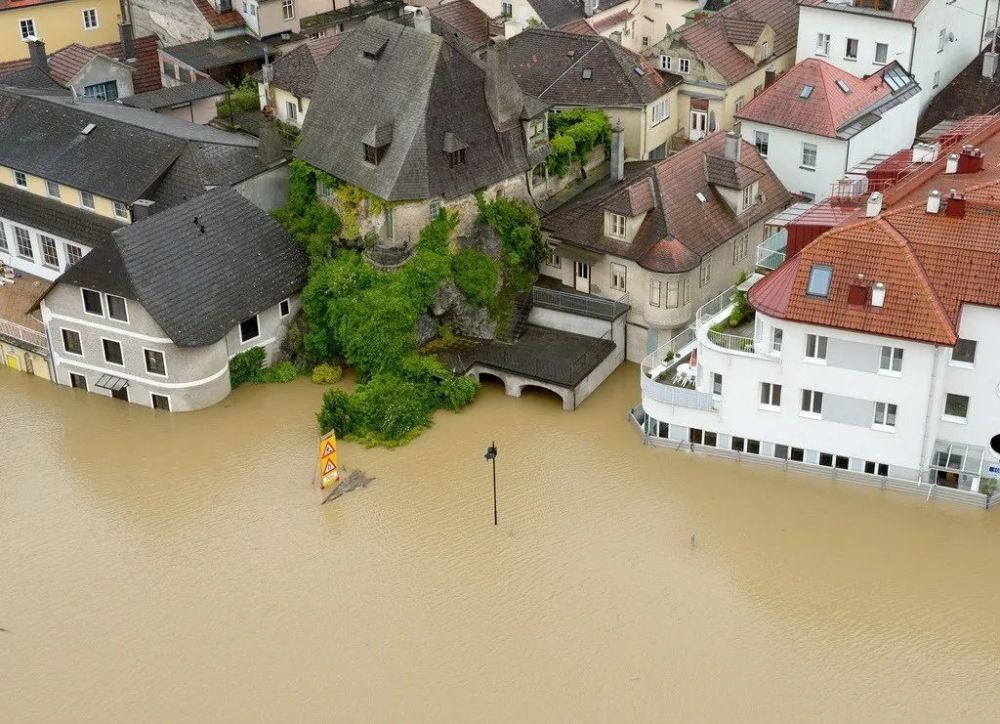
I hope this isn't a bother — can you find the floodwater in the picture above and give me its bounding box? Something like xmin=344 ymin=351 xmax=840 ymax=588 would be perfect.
xmin=2 ymin=364 xmax=1000 ymax=722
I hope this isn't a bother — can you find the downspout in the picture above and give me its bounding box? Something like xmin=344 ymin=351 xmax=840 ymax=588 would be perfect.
xmin=917 ymin=344 xmax=942 ymax=484
xmin=907 ymin=22 xmax=916 ymax=73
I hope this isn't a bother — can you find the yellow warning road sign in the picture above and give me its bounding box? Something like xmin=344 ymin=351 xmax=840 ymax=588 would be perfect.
xmin=318 ymin=430 xmax=340 ymax=491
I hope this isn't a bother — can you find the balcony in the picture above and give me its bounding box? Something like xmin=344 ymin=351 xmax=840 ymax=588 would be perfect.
xmin=755 ymin=228 xmax=787 ymax=271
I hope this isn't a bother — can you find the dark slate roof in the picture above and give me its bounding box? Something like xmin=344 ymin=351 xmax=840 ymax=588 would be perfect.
xmin=162 ymin=36 xmax=270 ymax=71
xmin=147 ymin=142 xmax=272 ymax=207
xmin=265 ymin=44 xmax=318 ymax=98
xmin=0 ymin=65 xmax=66 ymax=92
xmin=527 ymin=0 xmax=586 ymax=28
xmin=58 ymin=188 xmax=308 ymax=347
xmin=122 ymin=78 xmax=227 ymax=110
xmin=508 ymin=28 xmax=678 ymax=107
xmin=297 ymin=18 xmax=535 ymax=202
xmin=0 ymin=183 xmax=124 ymax=250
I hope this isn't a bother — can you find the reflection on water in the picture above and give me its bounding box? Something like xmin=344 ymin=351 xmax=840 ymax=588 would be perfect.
xmin=2 ymin=365 xmax=999 ymax=721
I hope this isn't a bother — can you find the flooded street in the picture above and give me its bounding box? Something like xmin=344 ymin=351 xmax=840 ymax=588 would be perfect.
xmin=2 ymin=364 xmax=1000 ymax=722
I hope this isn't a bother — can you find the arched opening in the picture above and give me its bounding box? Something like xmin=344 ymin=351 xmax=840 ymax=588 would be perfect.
xmin=476 ymin=372 xmax=507 ymax=390
xmin=518 ymin=384 xmax=567 ymax=407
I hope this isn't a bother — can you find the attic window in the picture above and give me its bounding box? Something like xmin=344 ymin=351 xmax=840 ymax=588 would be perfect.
xmin=448 ymin=148 xmax=467 ymax=168
xmin=883 ymin=66 xmax=907 ymax=91
xmin=582 ymin=68 xmax=593 ymax=80
xmin=806 ymin=264 xmax=833 ymax=298
xmin=81 ymin=123 xmax=96 ymax=135
xmin=633 ymin=65 xmax=646 ymax=77
xmin=800 ymin=85 xmax=814 ymax=99
xmin=835 ymin=79 xmax=850 ymax=94
xmin=695 ymin=191 xmax=707 ymax=203
xmin=364 ymin=143 xmax=387 ymax=165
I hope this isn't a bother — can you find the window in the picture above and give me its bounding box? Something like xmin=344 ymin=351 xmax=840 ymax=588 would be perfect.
xmin=816 ymin=33 xmax=830 ymax=56
xmin=760 ymin=41 xmax=769 ymax=59
xmin=690 ymin=428 xmax=703 ymax=445
xmin=731 ymin=437 xmax=745 ymax=452
xmin=864 ymin=461 xmax=890 ymax=476
xmin=774 ymin=444 xmax=789 ymax=460
xmin=40 ymin=235 xmax=58 ymax=268
xmin=734 ymin=96 xmax=744 ymax=114
xmin=699 ymin=256 xmax=711 ymax=287
xmin=933 ymin=70 xmax=940 ymax=88
xmin=741 ymin=185 xmax=754 ymax=211
xmin=280 ymin=298 xmax=291 ymax=317
xmin=819 ymin=452 xmax=834 ymax=467
xmin=151 ymin=394 xmax=171 ymax=411
xmin=13 ymin=170 xmax=27 ymax=188
xmin=178 ymin=67 xmax=192 ymax=84
xmin=19 ymin=19 xmax=35 ymax=39
xmin=239 ymin=315 xmax=260 ymax=343
xmin=83 ymin=81 xmax=118 ymax=101
xmin=682 ymin=276 xmax=691 ymax=304
xmin=82 ymin=288 xmax=103 ymax=316
xmin=102 ymin=338 xmax=124 ymax=366
xmin=801 ymin=389 xmax=823 ymax=416
xmin=664 ymin=280 xmax=678 ymax=308
xmin=805 ymin=264 xmax=832 ymax=297
xmin=448 ymin=148 xmax=466 ymax=168
xmin=106 ymin=294 xmax=128 ymax=322
xmin=428 ymin=199 xmax=442 ymax=221
xmin=608 ymin=212 xmax=627 ymax=239
xmin=285 ymin=100 xmax=297 ymax=122
xmin=65 ymin=244 xmax=83 ymax=266
xmin=952 ymin=338 xmax=976 ymax=365
xmin=747 ymin=440 xmax=761 ymax=455
xmin=0 ymin=224 xmax=6 ymax=251
xmin=938 ymin=28 xmax=946 ymax=52
xmin=944 ymin=393 xmax=969 ymax=421
xmin=875 ymin=42 xmax=888 ymax=64
xmin=873 ymin=401 xmax=897 ymax=429
xmin=611 ymin=263 xmax=627 ymax=292
xmin=659 ymin=55 xmax=672 ymax=71
xmin=879 ymin=345 xmax=903 ymax=374
xmin=651 ymin=98 xmax=669 ymax=125
xmin=790 ymin=447 xmax=805 ymax=462
xmin=760 ymin=382 xmax=782 ymax=408
xmin=144 ymin=349 xmax=167 ymax=376
xmin=642 ymin=36 xmax=649 ymax=47
xmin=801 ymin=142 xmax=817 ymax=169
xmin=845 ymin=38 xmax=859 ymax=60
xmin=363 ymin=144 xmax=387 ymax=166
xmin=162 ymin=61 xmax=177 ymax=80
xmin=712 ymin=373 xmax=723 ymax=396
xmin=46 ymin=180 xmax=60 ymax=198
xmin=61 ymin=328 xmax=83 ymax=356
xmin=80 ymin=191 xmax=96 ymax=210
xmin=805 ymin=334 xmax=827 ymax=361
xmin=546 ymin=246 xmax=560 ymax=268
xmin=14 ymin=227 xmax=32 ymax=260
xmin=704 ymin=431 xmax=717 ymax=447
xmin=83 ymin=8 xmax=98 ymax=29
xmin=282 ymin=0 xmax=295 ymax=20
xmin=70 ymin=373 xmax=88 ymax=390
xmin=802 ymin=86 xmax=814 ymax=99
xmin=501 ymin=1 xmax=513 ymax=16
xmin=754 ymin=130 xmax=768 ymax=158
xmin=649 ymin=279 xmax=661 ymax=307
xmin=733 ymin=233 xmax=749 ymax=263
xmin=678 ymin=58 xmax=690 ymax=73
xmin=316 ymin=178 xmax=333 ymax=200
xmin=113 ymin=201 xmax=129 ymax=220
xmin=835 ymin=455 xmax=849 ymax=470
xmin=771 ymin=327 xmax=783 ymax=353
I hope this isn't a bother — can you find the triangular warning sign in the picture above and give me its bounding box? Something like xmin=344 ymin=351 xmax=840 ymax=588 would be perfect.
xmin=323 ymin=459 xmax=337 ymax=474
xmin=323 ymin=442 xmax=335 ymax=456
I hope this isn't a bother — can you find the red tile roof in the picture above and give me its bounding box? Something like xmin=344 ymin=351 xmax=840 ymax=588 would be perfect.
xmin=558 ymin=18 xmax=598 ymax=36
xmin=0 ymin=0 xmax=63 ymax=10
xmin=193 ymin=0 xmax=246 ymax=31
xmin=431 ymin=0 xmax=490 ymax=48
xmin=676 ymin=0 xmax=799 ymax=85
xmin=590 ymin=9 xmax=630 ymax=33
xmin=750 ymin=180 xmax=1000 ymax=345
xmin=799 ymin=0 xmax=932 ymax=23
xmin=737 ymin=58 xmax=914 ymax=138
xmin=46 ymin=43 xmax=112 ymax=84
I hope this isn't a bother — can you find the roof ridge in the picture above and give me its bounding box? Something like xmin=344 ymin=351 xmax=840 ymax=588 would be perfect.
xmin=536 ymin=37 xmax=602 ymax=99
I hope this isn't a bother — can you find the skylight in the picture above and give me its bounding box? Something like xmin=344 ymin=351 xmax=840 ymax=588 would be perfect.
xmin=800 ymin=85 xmax=814 ymax=99
xmin=633 ymin=65 xmax=646 ymax=77
xmin=695 ymin=191 xmax=707 ymax=203
xmin=81 ymin=123 xmax=96 ymax=135
xmin=582 ymin=68 xmax=593 ymax=80
xmin=835 ymin=79 xmax=850 ymax=94
xmin=883 ymin=66 xmax=907 ymax=91
xmin=806 ymin=264 xmax=833 ymax=298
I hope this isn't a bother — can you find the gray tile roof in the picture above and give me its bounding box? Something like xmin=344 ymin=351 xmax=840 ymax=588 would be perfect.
xmin=122 ymin=78 xmax=227 ymax=110
xmin=0 ymin=183 xmax=124 ymax=251
xmin=296 ymin=18 xmax=536 ymax=202
xmin=0 ymin=66 xmax=66 ymax=93
xmin=58 ymin=188 xmax=308 ymax=347
xmin=262 ymin=44 xmax=318 ymax=98
xmin=161 ymin=36 xmax=270 ymax=71
xmin=148 ymin=142 xmax=272 ymax=207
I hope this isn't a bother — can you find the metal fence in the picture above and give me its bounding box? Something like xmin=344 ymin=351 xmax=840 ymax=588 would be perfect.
xmin=0 ymin=319 xmax=47 ymax=351
xmin=531 ymin=287 xmax=630 ymax=321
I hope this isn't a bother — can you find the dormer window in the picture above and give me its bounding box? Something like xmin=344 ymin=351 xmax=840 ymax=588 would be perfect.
xmin=608 ymin=212 xmax=627 ymax=240
xmin=449 ymin=148 xmax=466 ymax=167
xmin=364 ymin=143 xmax=387 ymax=166
xmin=443 ymin=131 xmax=468 ymax=169
xmin=742 ymin=184 xmax=755 ymax=210
xmin=363 ymin=122 xmax=393 ymax=166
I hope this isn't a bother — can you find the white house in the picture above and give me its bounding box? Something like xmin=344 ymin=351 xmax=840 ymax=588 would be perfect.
xmin=795 ymin=0 xmax=997 ymax=112
xmin=636 ymin=180 xmax=1000 ymax=501
xmin=736 ymin=58 xmax=921 ymax=201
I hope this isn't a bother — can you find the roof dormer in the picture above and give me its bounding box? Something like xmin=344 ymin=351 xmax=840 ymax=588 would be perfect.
xmin=603 ymin=178 xmax=656 ymax=243
xmin=363 ymin=122 xmax=393 ymax=166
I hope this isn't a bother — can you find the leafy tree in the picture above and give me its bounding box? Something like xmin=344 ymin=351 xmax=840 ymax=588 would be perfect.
xmin=452 ymin=249 xmax=500 ymax=307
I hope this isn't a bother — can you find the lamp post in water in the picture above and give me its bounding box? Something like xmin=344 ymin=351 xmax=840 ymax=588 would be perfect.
xmin=485 ymin=442 xmax=498 ymax=525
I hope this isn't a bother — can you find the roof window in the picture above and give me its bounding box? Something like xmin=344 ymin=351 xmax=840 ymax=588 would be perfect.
xmin=633 ymin=65 xmax=646 ymax=76
xmin=806 ymin=264 xmax=833 ymax=298
xmin=582 ymin=68 xmax=593 ymax=80
xmin=800 ymin=85 xmax=814 ymax=99
xmin=695 ymin=191 xmax=707 ymax=203
xmin=835 ymin=79 xmax=850 ymax=94
xmin=871 ymin=282 xmax=886 ymax=307
xmin=81 ymin=123 xmax=96 ymax=135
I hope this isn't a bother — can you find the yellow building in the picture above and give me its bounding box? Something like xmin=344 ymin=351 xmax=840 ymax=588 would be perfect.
xmin=0 ymin=0 xmax=124 ymax=62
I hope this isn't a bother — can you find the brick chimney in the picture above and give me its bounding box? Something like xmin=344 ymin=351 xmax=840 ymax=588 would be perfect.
xmin=27 ymin=38 xmax=47 ymax=72
xmin=945 ymin=190 xmax=966 ymax=218
xmin=484 ymin=37 xmax=524 ymax=133
xmin=610 ymin=121 xmax=625 ymax=183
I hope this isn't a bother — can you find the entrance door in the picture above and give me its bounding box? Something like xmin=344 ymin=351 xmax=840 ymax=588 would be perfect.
xmin=5 ymin=353 xmax=18 ymax=370
xmin=689 ymin=111 xmax=707 ymax=141
xmin=111 ymin=386 xmax=129 ymax=402
xmin=574 ymin=261 xmax=591 ymax=293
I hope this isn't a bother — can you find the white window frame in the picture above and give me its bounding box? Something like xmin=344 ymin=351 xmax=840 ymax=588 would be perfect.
xmin=19 ymin=18 xmax=35 ymax=40
xmin=45 ymin=180 xmax=61 ymax=198
xmin=0 ymin=223 xmax=7 ymax=252
xmin=942 ymin=393 xmax=969 ymax=423
xmin=546 ymin=246 xmax=560 ymax=268
xmin=678 ymin=58 xmax=691 ymax=73
xmin=801 ymin=389 xmax=823 ymax=418
xmin=61 ymin=327 xmax=85 ymax=357
xmin=65 ymin=243 xmax=83 ymax=266
xmin=279 ymin=298 xmax=291 ymax=317
xmin=608 ymin=212 xmax=627 ymax=240
xmin=664 ymin=279 xmax=678 ymax=308
xmin=150 ymin=393 xmax=172 ymax=412
xmin=81 ymin=287 xmax=105 ymax=318
xmin=14 ymin=226 xmax=33 ymax=261
xmin=770 ymin=327 xmax=783 ymax=355
xmin=282 ymin=0 xmax=295 ymax=20
xmin=239 ymin=314 xmax=261 ymax=344
xmin=805 ymin=333 xmax=828 ymax=363
xmin=801 ymin=142 xmax=817 ymax=170
xmin=39 ymin=234 xmax=59 ymax=269
xmin=659 ymin=55 xmax=672 ymax=71
xmin=759 ymin=381 xmax=782 ymax=410
xmin=698 ymin=256 xmax=711 ymax=287
xmin=101 ymin=337 xmax=125 ymax=367
xmin=845 ymin=37 xmax=858 ymax=60
xmin=816 ymin=33 xmax=830 ymax=56
xmin=754 ymin=130 xmax=769 ymax=158
xmin=733 ymin=233 xmax=749 ymax=263
xmin=649 ymin=279 xmax=661 ymax=307
xmin=429 ymin=199 xmax=441 ymax=221
xmin=80 ymin=190 xmax=96 ymax=210
xmin=82 ymin=8 xmax=99 ymax=30
xmin=113 ymin=201 xmax=130 ymax=220
xmin=712 ymin=373 xmax=723 ymax=397
xmin=950 ymin=338 xmax=977 ymax=367
xmin=69 ymin=372 xmax=88 ymax=390
xmin=610 ymin=262 xmax=627 ymax=292
xmin=872 ymin=401 xmax=897 ymax=430
xmin=878 ymin=345 xmax=903 ymax=375
xmin=143 ymin=347 xmax=168 ymax=377
xmin=13 ymin=169 xmax=27 ymax=187
xmin=741 ymin=185 xmax=754 ymax=212
xmin=285 ymin=100 xmax=298 ymax=122
xmin=651 ymin=98 xmax=669 ymax=126
xmin=874 ymin=42 xmax=888 ymax=64
xmin=105 ymin=293 xmax=129 ymax=323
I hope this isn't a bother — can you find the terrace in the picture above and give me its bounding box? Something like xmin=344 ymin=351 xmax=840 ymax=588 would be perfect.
xmin=0 ymin=268 xmax=49 ymax=354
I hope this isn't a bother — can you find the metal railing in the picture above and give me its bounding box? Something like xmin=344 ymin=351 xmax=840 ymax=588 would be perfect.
xmin=531 ymin=287 xmax=630 ymax=321
xmin=706 ymin=328 xmax=758 ymax=354
xmin=640 ymin=325 xmax=695 ymax=380
xmin=694 ymin=284 xmax=737 ymax=328
xmin=0 ymin=318 xmax=47 ymax=351
xmin=364 ymin=244 xmax=414 ymax=270
xmin=640 ymin=372 xmax=716 ymax=411
xmin=755 ymin=228 xmax=787 ymax=271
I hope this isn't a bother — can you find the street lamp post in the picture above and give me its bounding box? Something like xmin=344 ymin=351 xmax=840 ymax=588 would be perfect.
xmin=485 ymin=442 xmax=498 ymax=526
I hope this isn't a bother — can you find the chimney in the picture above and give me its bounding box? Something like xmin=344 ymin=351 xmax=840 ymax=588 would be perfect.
xmin=926 ymin=189 xmax=941 ymax=214
xmin=404 ymin=6 xmax=432 ymax=33
xmin=119 ymin=19 xmax=136 ymax=62
xmin=26 ymin=37 xmax=47 ymax=72
xmin=610 ymin=121 xmax=625 ymax=183
xmin=484 ymin=37 xmax=524 ymax=132
xmin=957 ymin=145 xmax=985 ymax=174
xmin=984 ymin=51 xmax=999 ymax=79
xmin=945 ymin=153 xmax=959 ymax=174
xmin=945 ymin=190 xmax=966 ymax=218
xmin=132 ymin=199 xmax=155 ymax=222
xmin=584 ymin=0 xmax=599 ymax=16
xmin=865 ymin=191 xmax=883 ymax=217
xmin=723 ymin=131 xmax=740 ymax=161
xmin=258 ymin=107 xmax=284 ymax=166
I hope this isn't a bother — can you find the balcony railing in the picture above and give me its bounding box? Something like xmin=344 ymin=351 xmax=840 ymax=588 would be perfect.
xmin=756 ymin=228 xmax=787 ymax=271
xmin=640 ymin=370 xmax=717 ymax=411
xmin=0 ymin=318 xmax=47 ymax=351
xmin=706 ymin=328 xmax=757 ymax=354
xmin=531 ymin=287 xmax=630 ymax=321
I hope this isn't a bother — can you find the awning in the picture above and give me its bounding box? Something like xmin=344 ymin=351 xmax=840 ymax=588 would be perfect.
xmin=95 ymin=374 xmax=129 ymax=392
xmin=553 ymin=243 xmax=603 ymax=265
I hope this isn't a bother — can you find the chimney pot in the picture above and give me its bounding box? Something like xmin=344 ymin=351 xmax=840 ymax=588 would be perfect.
xmin=926 ymin=189 xmax=942 ymax=214
xmin=865 ymin=191 xmax=883 ymax=217
xmin=945 ymin=153 xmax=960 ymax=174
xmin=945 ymin=190 xmax=966 ymax=218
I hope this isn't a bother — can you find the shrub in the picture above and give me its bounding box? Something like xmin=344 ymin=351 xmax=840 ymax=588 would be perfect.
xmin=439 ymin=374 xmax=479 ymax=411
xmin=475 ymin=195 xmax=545 ymax=269
xmin=312 ymin=364 xmax=343 ymax=384
xmin=258 ymin=361 xmax=299 ymax=383
xmin=216 ymin=76 xmax=260 ymax=118
xmin=230 ymin=347 xmax=265 ymax=388
xmin=452 ymin=249 xmax=500 ymax=307
xmin=351 ymin=373 xmax=435 ymax=446
xmin=318 ymin=388 xmax=355 ymax=436
xmin=273 ymin=160 xmax=343 ymax=264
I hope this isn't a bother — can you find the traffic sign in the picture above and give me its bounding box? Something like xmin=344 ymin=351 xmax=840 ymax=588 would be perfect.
xmin=318 ymin=430 xmax=340 ymax=491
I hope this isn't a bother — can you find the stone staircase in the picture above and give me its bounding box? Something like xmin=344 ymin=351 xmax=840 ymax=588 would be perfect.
xmin=496 ymin=291 xmax=533 ymax=343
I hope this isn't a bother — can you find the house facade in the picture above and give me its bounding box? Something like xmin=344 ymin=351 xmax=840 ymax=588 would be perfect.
xmin=737 ymin=59 xmax=921 ymax=201
xmin=38 ymin=188 xmax=307 ymax=411
xmin=541 ymin=130 xmax=792 ymax=362
xmin=796 ymin=0 xmax=996 ymax=112
xmin=0 ymin=0 xmax=125 ymax=62
xmin=643 ymin=0 xmax=799 ymax=146
xmin=637 ymin=181 xmax=1000 ymax=498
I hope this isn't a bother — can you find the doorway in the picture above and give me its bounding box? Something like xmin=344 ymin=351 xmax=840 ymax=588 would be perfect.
xmin=111 ymin=386 xmax=129 ymax=402
xmin=689 ymin=110 xmax=707 ymax=141
xmin=5 ymin=353 xmax=18 ymax=371
xmin=574 ymin=261 xmax=591 ymax=293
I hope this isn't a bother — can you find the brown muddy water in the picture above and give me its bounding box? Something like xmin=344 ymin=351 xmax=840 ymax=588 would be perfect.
xmin=2 ymin=364 xmax=1000 ymax=722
